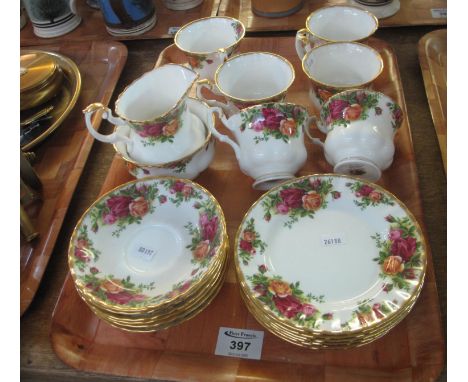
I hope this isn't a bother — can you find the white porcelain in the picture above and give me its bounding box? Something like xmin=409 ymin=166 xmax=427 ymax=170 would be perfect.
xmin=302 ymin=42 xmax=383 ymax=110
xmin=308 ymin=89 xmax=403 ymax=181
xmin=83 ymin=64 xmax=199 ymax=164
xmin=115 ymin=98 xmax=215 ymax=180
xmin=175 ymin=17 xmax=245 ymax=81
xmin=235 ymin=174 xmax=426 ymax=334
xmin=210 ymin=103 xmax=309 ymax=190
xmin=68 ymin=176 xmax=227 ymax=310
xmin=295 ymin=5 xmax=378 ymax=60
xmin=196 ymin=52 xmax=295 ymax=116
xmin=349 ymin=0 xmax=401 ymax=19
xmin=164 ymin=0 xmax=204 ymax=10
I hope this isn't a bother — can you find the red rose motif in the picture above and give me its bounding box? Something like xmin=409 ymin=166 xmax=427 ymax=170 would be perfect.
xmin=301 ymin=303 xmax=317 ymax=317
xmin=343 ymin=104 xmax=362 ymax=121
xmin=258 ymin=264 xmax=268 ymax=274
xmin=200 ymin=213 xmax=218 ymax=242
xmin=356 ymin=184 xmax=374 ymax=197
xmin=106 ymin=195 xmax=132 ymax=218
xmin=239 ymin=239 xmax=253 ymax=253
xmin=103 ymin=211 xmax=117 ymax=225
xmin=273 ymin=295 xmax=303 ymax=319
xmin=280 ymin=188 xmax=305 ymax=208
xmin=106 ymin=291 xmax=134 ymax=305
xmin=391 ymin=236 xmax=417 ymax=262
xmin=328 ymin=99 xmax=350 ymax=120
xmin=251 ymin=119 xmax=265 ymax=132
xmin=172 ymin=181 xmax=186 ymax=193
xmin=309 ymin=178 xmax=321 ymax=190
xmin=332 ymin=191 xmax=341 ymax=199
xmin=253 ymin=284 xmax=267 ymax=296
xmin=392 ymin=107 xmax=403 ymax=126
xmin=372 ymin=303 xmax=384 ymax=319
xmin=139 ymin=123 xmax=164 ymax=138
xmin=74 ymin=248 xmax=90 ymax=262
xmin=262 ymin=108 xmax=285 ymax=130
xmin=180 ymin=280 xmax=192 ymax=292
xmin=388 ymin=229 xmax=403 ymax=241
xmin=403 ymin=268 xmax=416 ymax=280
xmin=129 ymin=196 xmax=149 ymax=218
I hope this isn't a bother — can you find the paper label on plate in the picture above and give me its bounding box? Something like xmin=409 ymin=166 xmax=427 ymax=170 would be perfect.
xmin=431 ymin=8 xmax=447 ymax=18
xmin=321 ymin=234 xmax=346 ymax=247
xmin=131 ymin=244 xmax=157 ymax=262
xmin=167 ymin=27 xmax=180 ymax=36
xmin=215 ymin=327 xmax=264 ymax=360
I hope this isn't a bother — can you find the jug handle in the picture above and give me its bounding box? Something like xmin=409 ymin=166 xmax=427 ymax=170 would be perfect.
xmin=295 ymin=28 xmax=310 ymax=61
xmin=83 ymin=103 xmax=132 ymax=145
xmin=305 ymin=115 xmax=325 ymax=148
xmin=209 ymin=107 xmax=241 ymax=160
xmin=196 ymin=79 xmax=238 ymax=116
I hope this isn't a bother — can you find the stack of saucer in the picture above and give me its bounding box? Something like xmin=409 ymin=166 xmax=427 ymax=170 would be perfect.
xmin=234 ymin=174 xmax=427 ymax=348
xmin=68 ymin=177 xmax=228 ymax=332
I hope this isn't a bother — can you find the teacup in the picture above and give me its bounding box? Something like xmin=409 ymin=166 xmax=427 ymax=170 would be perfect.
xmin=175 ymin=16 xmax=245 ymax=81
xmin=307 ymin=89 xmax=404 ymax=181
xmin=295 ymin=5 xmax=378 ymax=59
xmin=302 ymin=42 xmax=383 ymax=110
xmin=210 ymin=102 xmax=309 ymax=190
xmin=83 ymin=64 xmax=200 ymax=164
xmin=196 ymin=52 xmax=295 ymax=116
xmin=115 ymin=98 xmax=215 ymax=180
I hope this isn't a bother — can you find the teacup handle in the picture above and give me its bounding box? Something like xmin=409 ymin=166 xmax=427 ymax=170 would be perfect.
xmin=305 ymin=116 xmax=325 ymax=148
xmin=295 ymin=28 xmax=311 ymax=60
xmin=209 ymin=107 xmax=241 ymax=161
xmin=83 ymin=103 xmax=132 ymax=145
xmin=196 ymin=79 xmax=239 ymax=116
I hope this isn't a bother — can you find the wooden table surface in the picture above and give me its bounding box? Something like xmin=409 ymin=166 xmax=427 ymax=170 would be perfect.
xmin=20 ymin=26 xmax=447 ymax=381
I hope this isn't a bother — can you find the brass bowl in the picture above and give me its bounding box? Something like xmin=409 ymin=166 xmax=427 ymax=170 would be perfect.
xmin=20 ymin=52 xmax=64 ymax=111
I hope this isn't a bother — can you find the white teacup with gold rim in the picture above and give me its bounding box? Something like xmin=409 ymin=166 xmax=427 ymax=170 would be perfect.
xmin=307 ymin=89 xmax=404 ymax=181
xmin=302 ymin=42 xmax=383 ymax=110
xmin=114 ymin=98 xmax=216 ymax=180
xmin=210 ymin=102 xmax=309 ymax=190
xmin=83 ymin=64 xmax=199 ymax=164
xmin=175 ymin=16 xmax=245 ymax=81
xmin=196 ymin=52 xmax=295 ymax=117
xmin=295 ymin=5 xmax=378 ymax=60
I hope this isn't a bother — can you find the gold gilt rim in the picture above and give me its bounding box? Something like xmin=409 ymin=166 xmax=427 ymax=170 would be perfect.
xmin=68 ymin=175 xmax=228 ymax=313
xmin=305 ymin=5 xmax=379 ymax=43
xmin=233 ymin=173 xmax=428 ymax=336
xmin=233 ymin=101 xmax=308 ymax=116
xmin=112 ymin=97 xmax=214 ymax=168
xmin=174 ymin=16 xmax=246 ymax=56
xmin=214 ymin=51 xmax=295 ymax=104
xmin=114 ymin=63 xmax=199 ymax=125
xmin=20 ymin=50 xmax=82 ymax=151
xmin=76 ymin=239 xmax=229 ymax=317
xmin=302 ymin=42 xmax=384 ymax=89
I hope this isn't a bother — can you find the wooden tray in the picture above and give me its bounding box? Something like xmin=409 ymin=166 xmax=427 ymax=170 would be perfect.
xmin=418 ymin=29 xmax=447 ymax=172
xmin=20 ymin=41 xmax=128 ymax=315
xmin=219 ymin=0 xmax=447 ymax=31
xmin=50 ymin=37 xmax=444 ymax=381
xmin=20 ymin=0 xmax=220 ymax=46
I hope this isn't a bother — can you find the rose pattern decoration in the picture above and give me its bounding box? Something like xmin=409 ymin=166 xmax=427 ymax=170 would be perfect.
xmin=346 ymin=181 xmax=395 ymax=210
xmin=90 ymin=182 xmax=158 ymax=237
xmin=372 ymin=215 xmax=423 ymax=291
xmin=161 ymin=178 xmax=204 ymax=207
xmin=262 ymin=177 xmax=340 ymax=228
xmin=132 ymin=102 xmax=186 ymax=146
xmin=240 ymin=103 xmax=307 ymax=144
xmin=238 ymin=218 xmax=267 ymax=265
xmin=73 ymin=225 xmax=101 ymax=272
xmin=247 ymin=265 xmax=323 ymax=326
xmin=187 ymin=54 xmax=214 ymax=70
xmin=185 ymin=199 xmax=223 ymax=268
xmin=231 ymin=21 xmax=244 ymax=40
xmin=320 ymin=91 xmax=403 ymax=131
xmin=339 ymin=300 xmax=393 ymax=329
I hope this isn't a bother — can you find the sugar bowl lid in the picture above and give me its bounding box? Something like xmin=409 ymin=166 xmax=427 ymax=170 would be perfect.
xmin=20 ymin=52 xmax=58 ymax=93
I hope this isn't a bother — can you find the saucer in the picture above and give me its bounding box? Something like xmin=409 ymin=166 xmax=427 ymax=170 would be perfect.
xmin=348 ymin=0 xmax=400 ymax=19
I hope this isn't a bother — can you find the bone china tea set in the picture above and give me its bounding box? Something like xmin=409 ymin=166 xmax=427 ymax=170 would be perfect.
xmin=75 ymin=8 xmax=427 ymax=347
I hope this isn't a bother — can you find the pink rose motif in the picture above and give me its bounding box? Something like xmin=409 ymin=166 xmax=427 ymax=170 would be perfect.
xmin=391 ymin=236 xmax=417 ymax=262
xmin=239 ymin=239 xmax=254 ymax=253
xmin=251 ymin=119 xmax=265 ymax=132
xmin=309 ymin=178 xmax=321 ymax=190
xmin=258 ymin=264 xmax=268 ymax=274
xmin=180 ymin=280 xmax=192 ymax=293
xmin=388 ymin=229 xmax=403 ymax=241
xmin=74 ymin=248 xmax=90 ymax=262
xmin=276 ymin=203 xmax=289 ymax=215
xmin=182 ymin=184 xmax=193 ymax=197
xmin=280 ymin=188 xmax=305 ymax=208
xmin=136 ymin=184 xmax=148 ymax=194
xmin=171 ymin=180 xmax=186 ymax=193
xmin=356 ymin=185 xmax=374 ymax=197
xmin=132 ymin=294 xmax=147 ymax=302
xmin=129 ymin=196 xmax=149 ymax=218
xmin=301 ymin=303 xmax=317 ymax=317
xmin=328 ymin=99 xmax=350 ymax=120
xmin=138 ymin=123 xmax=164 ymax=138
xmin=200 ymin=213 xmax=219 ymax=242
xmin=106 ymin=195 xmax=132 ymax=218
xmin=372 ymin=303 xmax=384 ymax=319
xmin=262 ymin=108 xmax=285 ymax=130
xmin=355 ymin=91 xmax=367 ymax=104
xmin=273 ymin=295 xmax=303 ymax=319
xmin=106 ymin=291 xmax=134 ymax=305
xmin=103 ymin=211 xmax=117 ymax=225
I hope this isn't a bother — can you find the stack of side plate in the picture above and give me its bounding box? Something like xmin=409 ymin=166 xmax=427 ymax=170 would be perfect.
xmin=234 ymin=174 xmax=427 ymax=348
xmin=68 ymin=177 xmax=228 ymax=332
